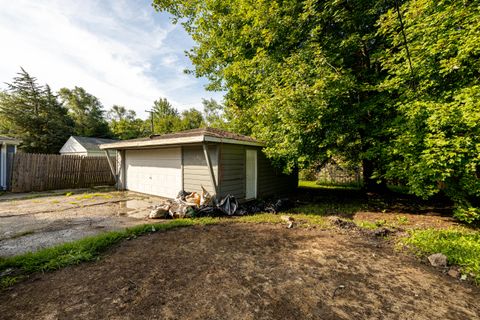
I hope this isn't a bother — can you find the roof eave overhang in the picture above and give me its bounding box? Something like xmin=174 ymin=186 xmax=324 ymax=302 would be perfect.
xmin=100 ymin=135 xmax=264 ymax=150
xmin=0 ymin=139 xmax=21 ymax=145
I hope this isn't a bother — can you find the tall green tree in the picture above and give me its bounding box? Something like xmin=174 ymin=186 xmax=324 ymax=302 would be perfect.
xmin=379 ymin=0 xmax=480 ymax=222
xmin=58 ymin=87 xmax=111 ymax=138
xmin=202 ymin=98 xmax=226 ymax=129
xmin=152 ymin=0 xmax=398 ymax=189
xmin=0 ymin=68 xmax=74 ymax=153
xmin=151 ymin=98 xmax=181 ymax=134
xmin=179 ymin=108 xmax=204 ymax=130
xmin=107 ymin=105 xmax=147 ymax=140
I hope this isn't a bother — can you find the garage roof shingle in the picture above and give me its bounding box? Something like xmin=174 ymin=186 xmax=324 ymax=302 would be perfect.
xmin=100 ymin=128 xmax=263 ymax=149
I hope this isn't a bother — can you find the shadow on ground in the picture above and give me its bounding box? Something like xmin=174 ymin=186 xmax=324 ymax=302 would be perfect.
xmin=293 ymin=185 xmax=454 ymax=218
xmin=1 ymin=223 xmax=478 ymax=320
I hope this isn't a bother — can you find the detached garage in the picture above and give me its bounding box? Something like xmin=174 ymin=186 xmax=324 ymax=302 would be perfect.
xmin=100 ymin=128 xmax=297 ymax=201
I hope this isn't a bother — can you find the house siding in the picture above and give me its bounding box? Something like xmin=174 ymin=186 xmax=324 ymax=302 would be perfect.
xmin=257 ymin=151 xmax=297 ymax=198
xmin=218 ymin=144 xmax=246 ymax=200
xmin=182 ymin=145 xmax=218 ymax=195
xmin=218 ymin=144 xmax=297 ymax=200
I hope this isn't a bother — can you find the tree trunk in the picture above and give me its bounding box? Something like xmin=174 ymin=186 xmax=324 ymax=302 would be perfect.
xmin=362 ymin=159 xmax=387 ymax=192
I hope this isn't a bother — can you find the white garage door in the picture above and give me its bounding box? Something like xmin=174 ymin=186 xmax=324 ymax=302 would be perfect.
xmin=125 ymin=148 xmax=182 ymax=198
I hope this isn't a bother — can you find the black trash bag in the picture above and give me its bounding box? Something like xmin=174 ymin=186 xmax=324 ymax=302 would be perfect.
xmin=235 ymin=207 xmax=249 ymax=216
xmin=217 ymin=194 xmax=238 ymax=216
xmin=239 ymin=200 xmax=264 ymax=214
xmin=264 ymin=198 xmax=291 ymax=214
xmin=195 ymin=205 xmax=222 ymax=217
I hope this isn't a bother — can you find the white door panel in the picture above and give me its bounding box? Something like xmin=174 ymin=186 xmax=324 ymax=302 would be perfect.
xmin=125 ymin=148 xmax=182 ymax=198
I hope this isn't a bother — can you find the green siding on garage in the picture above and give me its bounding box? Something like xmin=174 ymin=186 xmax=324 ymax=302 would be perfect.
xmin=257 ymin=150 xmax=298 ymax=198
xmin=217 ymin=144 xmax=297 ymax=200
xmin=218 ymin=144 xmax=246 ymax=200
xmin=182 ymin=145 xmax=218 ymax=195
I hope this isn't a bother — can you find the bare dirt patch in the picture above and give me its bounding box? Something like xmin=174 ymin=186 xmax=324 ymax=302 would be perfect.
xmin=0 ymin=191 xmax=166 ymax=256
xmin=1 ymin=223 xmax=479 ymax=320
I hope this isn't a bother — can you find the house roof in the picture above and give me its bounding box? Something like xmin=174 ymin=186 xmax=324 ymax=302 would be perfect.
xmin=59 ymin=136 xmax=117 ymax=154
xmin=100 ymin=128 xmax=264 ymax=150
xmin=0 ymin=135 xmax=21 ymax=145
xmin=72 ymin=136 xmax=117 ymax=151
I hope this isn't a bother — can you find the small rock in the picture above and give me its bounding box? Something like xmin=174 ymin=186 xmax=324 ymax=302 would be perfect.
xmin=427 ymin=253 xmax=447 ymax=267
xmin=280 ymin=215 xmax=294 ymax=222
xmin=460 ymin=274 xmax=467 ymax=281
xmin=372 ymin=227 xmax=394 ymax=237
xmin=447 ymin=268 xmax=460 ymax=278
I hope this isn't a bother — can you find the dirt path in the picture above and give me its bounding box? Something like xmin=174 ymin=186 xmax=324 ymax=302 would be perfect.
xmin=1 ymin=223 xmax=479 ymax=320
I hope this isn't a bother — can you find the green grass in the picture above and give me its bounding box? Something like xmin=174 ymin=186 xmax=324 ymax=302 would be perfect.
xmin=355 ymin=220 xmax=379 ymax=230
xmin=400 ymin=228 xmax=480 ymax=283
xmin=298 ymin=180 xmax=322 ymax=188
xmin=299 ymin=180 xmax=360 ymax=190
xmin=75 ymin=193 xmax=113 ymax=200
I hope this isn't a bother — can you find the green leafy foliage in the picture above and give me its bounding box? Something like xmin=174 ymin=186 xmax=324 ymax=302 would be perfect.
xmin=153 ymin=0 xmax=480 ymax=222
xmin=151 ymin=98 xmax=181 ymax=134
xmin=402 ymin=228 xmax=480 ymax=283
xmin=150 ymin=97 xmax=206 ymax=134
xmin=179 ymin=108 xmax=204 ymax=130
xmin=0 ymin=68 xmax=73 ymax=153
xmin=152 ymin=0 xmax=399 ymax=187
xmin=379 ymin=0 xmax=480 ymax=221
xmin=202 ymin=98 xmax=227 ymax=129
xmin=107 ymin=105 xmax=148 ymax=140
xmin=58 ymin=87 xmax=111 ymax=138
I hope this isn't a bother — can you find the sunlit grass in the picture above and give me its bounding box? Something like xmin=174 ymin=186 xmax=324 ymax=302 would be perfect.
xmin=400 ymin=228 xmax=480 ymax=283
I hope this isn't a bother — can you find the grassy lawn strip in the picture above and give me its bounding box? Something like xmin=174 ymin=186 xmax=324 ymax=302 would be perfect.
xmin=0 ymin=214 xmax=330 ymax=288
xmin=400 ymin=228 xmax=480 ymax=283
xmin=298 ymin=180 xmax=360 ymax=190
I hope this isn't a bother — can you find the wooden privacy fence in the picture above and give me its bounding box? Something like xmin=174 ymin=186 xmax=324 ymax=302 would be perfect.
xmin=10 ymin=153 xmax=116 ymax=192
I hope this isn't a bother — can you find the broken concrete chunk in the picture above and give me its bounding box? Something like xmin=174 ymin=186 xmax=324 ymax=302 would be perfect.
xmin=281 ymin=215 xmax=295 ymax=228
xmin=148 ymin=204 xmax=171 ymax=219
xmin=427 ymin=253 xmax=447 ymax=268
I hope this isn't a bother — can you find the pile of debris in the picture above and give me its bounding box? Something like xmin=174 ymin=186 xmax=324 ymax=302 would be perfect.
xmin=149 ymin=186 xmax=291 ymax=219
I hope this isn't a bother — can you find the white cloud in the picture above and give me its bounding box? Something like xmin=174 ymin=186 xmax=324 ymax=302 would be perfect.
xmin=0 ymin=0 xmax=224 ymax=118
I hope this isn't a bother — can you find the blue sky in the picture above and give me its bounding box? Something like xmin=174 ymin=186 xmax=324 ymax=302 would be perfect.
xmin=0 ymin=0 xmax=224 ymax=118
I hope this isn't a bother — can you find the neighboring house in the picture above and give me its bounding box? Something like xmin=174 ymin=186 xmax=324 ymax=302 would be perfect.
xmin=0 ymin=136 xmax=21 ymax=190
xmin=100 ymin=128 xmax=297 ymax=201
xmin=60 ymin=136 xmax=117 ymax=157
